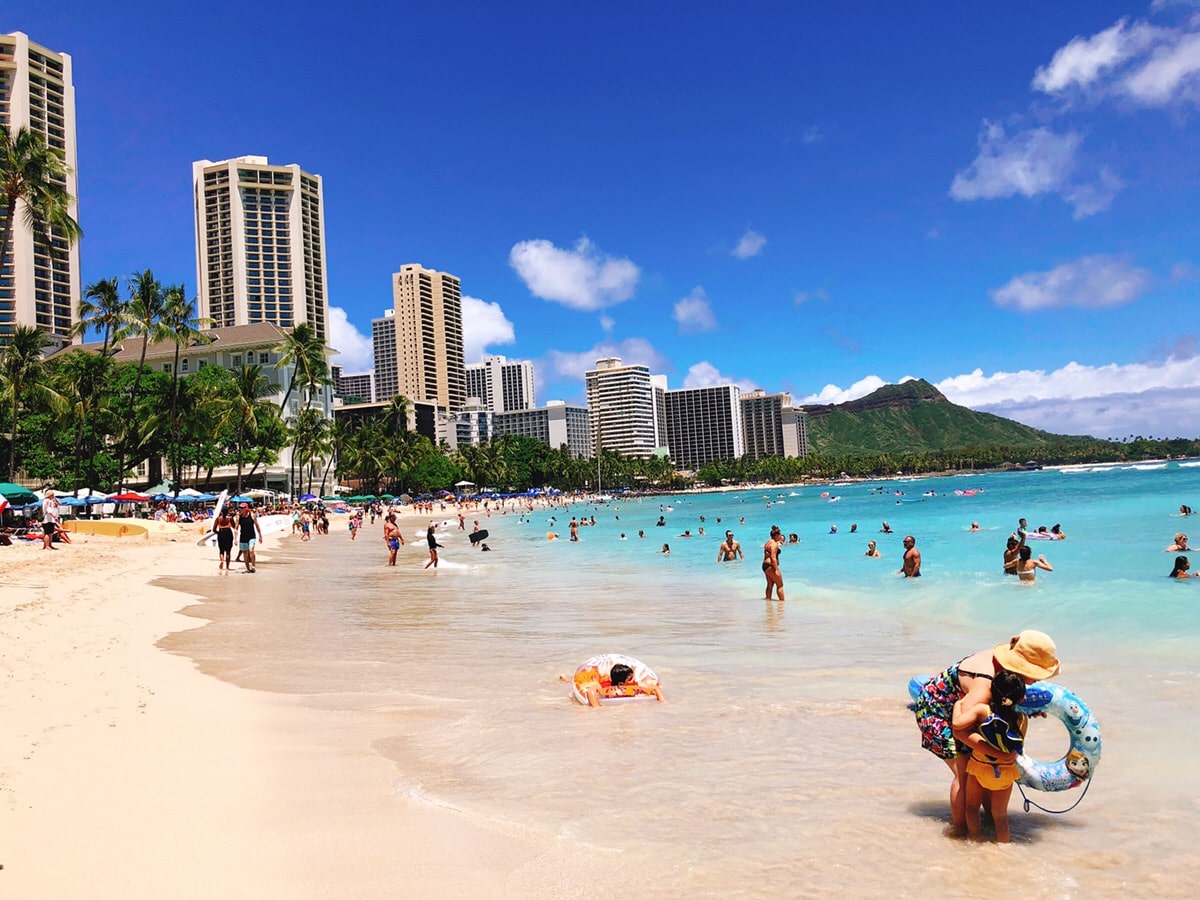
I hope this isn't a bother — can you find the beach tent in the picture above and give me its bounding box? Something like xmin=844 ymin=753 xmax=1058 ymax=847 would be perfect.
xmin=110 ymin=491 xmax=151 ymax=502
xmin=0 ymin=483 xmax=39 ymax=505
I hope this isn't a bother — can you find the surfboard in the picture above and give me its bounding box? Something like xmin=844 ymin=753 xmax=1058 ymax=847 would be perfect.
xmin=469 ymin=529 xmax=490 ymax=545
xmin=195 ymin=490 xmax=230 ymax=545
xmin=64 ymin=519 xmax=150 ymax=539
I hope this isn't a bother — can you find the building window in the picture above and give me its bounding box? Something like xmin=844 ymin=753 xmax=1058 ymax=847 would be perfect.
xmin=181 ymin=359 xmax=190 ymax=373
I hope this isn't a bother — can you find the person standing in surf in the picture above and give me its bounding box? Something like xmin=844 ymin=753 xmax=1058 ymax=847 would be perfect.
xmin=425 ymin=522 xmax=441 ymax=569
xmin=763 ymin=525 xmax=785 ymax=601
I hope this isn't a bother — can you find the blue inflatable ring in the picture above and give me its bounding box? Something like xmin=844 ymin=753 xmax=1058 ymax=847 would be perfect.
xmin=908 ymin=675 xmax=1101 ymax=792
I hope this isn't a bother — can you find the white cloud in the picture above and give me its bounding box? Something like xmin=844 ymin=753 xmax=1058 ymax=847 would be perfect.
xmin=543 ymin=338 xmax=673 ymax=384
xmin=327 ymin=305 xmax=373 ymax=371
xmin=1033 ymin=17 xmax=1200 ymax=108
xmin=1123 ymin=31 xmax=1200 ymax=105
xmin=509 ymin=237 xmax=640 ymax=312
xmin=461 ymin=295 xmax=516 ymax=364
xmin=796 ymin=374 xmax=900 ymax=405
xmin=792 ymin=357 xmax=1200 ymax=439
xmin=599 ymin=314 xmax=615 ymax=334
xmin=990 ymin=255 xmax=1151 ymax=311
xmin=732 ymin=229 xmax=767 ymax=260
xmin=673 ymin=286 xmax=718 ymax=334
xmin=1032 ymin=18 xmax=1156 ymax=93
xmin=950 ymin=122 xmax=1083 ymax=203
xmin=794 ymin=288 xmax=830 ymax=304
xmin=682 ymin=361 xmax=759 ymax=392
xmin=936 ymin=356 xmax=1200 ymax=438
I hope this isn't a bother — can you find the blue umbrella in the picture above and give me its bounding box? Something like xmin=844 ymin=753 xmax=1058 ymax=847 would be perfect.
xmin=190 ymin=493 xmax=217 ymax=502
xmin=299 ymin=493 xmax=317 ymax=501
xmin=59 ymin=497 xmax=87 ymax=507
xmin=82 ymin=495 xmax=111 ymax=505
xmin=228 ymin=495 xmax=254 ymax=503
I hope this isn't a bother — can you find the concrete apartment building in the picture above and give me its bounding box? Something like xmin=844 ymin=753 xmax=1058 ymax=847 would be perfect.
xmin=740 ymin=390 xmax=810 ymax=458
xmin=331 ymin=364 xmax=375 ymax=404
xmin=192 ymin=155 xmax=329 ymax=345
xmin=0 ymin=31 xmax=79 ymax=346
xmin=663 ymin=384 xmax=746 ymax=469
xmin=465 ymin=355 xmax=535 ymax=412
xmin=584 ymin=358 xmax=668 ymax=459
xmin=373 ymin=264 xmax=466 ymax=412
xmin=493 ymin=401 xmax=593 ymax=458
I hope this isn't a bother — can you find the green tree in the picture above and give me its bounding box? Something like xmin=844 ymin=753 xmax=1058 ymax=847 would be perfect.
xmin=72 ymin=276 xmax=125 ymax=356
xmin=159 ymin=284 xmax=209 ymax=491
xmin=0 ymin=125 xmax=83 ymax=344
xmin=1 ymin=324 xmax=56 ymax=479
xmin=212 ymin=364 xmax=277 ymax=494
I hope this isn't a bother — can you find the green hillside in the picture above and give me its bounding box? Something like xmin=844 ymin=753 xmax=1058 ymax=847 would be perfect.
xmin=802 ymin=378 xmax=1076 ymax=455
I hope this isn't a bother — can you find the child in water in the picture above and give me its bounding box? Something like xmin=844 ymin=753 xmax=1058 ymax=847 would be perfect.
xmin=952 ymin=669 xmax=1027 ymax=843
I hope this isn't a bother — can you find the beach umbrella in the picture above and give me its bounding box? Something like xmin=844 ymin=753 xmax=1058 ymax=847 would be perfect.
xmin=190 ymin=492 xmax=217 ymax=502
xmin=82 ymin=494 xmax=112 ymax=505
xmin=454 ymin=480 xmax=475 ymax=488
xmin=0 ymin=482 xmax=38 ymax=505
xmin=299 ymin=493 xmax=317 ymax=501
xmin=228 ymin=495 xmax=254 ymax=504
xmin=109 ymin=491 xmax=151 ymax=502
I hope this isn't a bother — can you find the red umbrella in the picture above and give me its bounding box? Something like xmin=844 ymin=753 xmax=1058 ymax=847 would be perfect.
xmin=110 ymin=491 xmax=151 ymax=502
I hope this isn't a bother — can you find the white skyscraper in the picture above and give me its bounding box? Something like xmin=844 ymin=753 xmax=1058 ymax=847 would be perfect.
xmin=192 ymin=156 xmax=329 ymax=344
xmin=0 ymin=32 xmax=80 ymax=346
xmin=465 ymin=355 xmax=536 ymax=412
xmin=584 ymin=357 xmax=668 ymax=459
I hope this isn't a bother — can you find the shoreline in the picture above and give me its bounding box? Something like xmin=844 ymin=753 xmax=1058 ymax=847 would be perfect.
xmin=0 ymin=527 xmax=628 ymax=897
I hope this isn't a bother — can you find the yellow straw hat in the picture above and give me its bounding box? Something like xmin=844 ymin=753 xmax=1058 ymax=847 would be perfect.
xmin=994 ymin=630 xmax=1061 ymax=680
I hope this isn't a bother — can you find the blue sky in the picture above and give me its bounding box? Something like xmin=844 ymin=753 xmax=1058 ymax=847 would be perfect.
xmin=8 ymin=1 xmax=1200 ymax=439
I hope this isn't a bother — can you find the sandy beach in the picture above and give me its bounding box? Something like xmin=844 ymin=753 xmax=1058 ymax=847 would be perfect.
xmin=0 ymin=515 xmax=629 ymax=898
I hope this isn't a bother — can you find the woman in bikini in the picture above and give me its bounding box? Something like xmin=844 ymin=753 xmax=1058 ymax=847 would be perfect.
xmin=913 ymin=630 xmax=1060 ymax=834
xmin=762 ymin=525 xmax=785 ymax=601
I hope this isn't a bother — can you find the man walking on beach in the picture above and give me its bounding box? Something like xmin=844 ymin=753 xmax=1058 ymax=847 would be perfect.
xmin=899 ymin=534 xmax=922 ymax=578
xmin=237 ymin=503 xmax=264 ymax=573
xmin=40 ymin=490 xmax=62 ymax=550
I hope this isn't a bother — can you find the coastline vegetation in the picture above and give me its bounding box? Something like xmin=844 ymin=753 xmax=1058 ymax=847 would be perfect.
xmin=4 ymin=312 xmax=1199 ymax=498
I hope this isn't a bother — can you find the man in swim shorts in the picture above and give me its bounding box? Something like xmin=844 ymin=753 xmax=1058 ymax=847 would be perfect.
xmin=383 ymin=513 xmax=403 ymax=566
xmin=237 ymin=503 xmax=263 ymax=573
xmin=899 ymin=534 xmax=922 ymax=577
xmin=717 ymin=530 xmax=743 ymax=561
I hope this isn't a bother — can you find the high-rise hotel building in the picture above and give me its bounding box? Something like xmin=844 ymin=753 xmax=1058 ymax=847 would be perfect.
xmin=192 ymin=156 xmax=329 ymax=345
xmin=584 ymin=357 xmax=668 ymax=459
xmin=0 ymin=32 xmax=79 ymax=346
xmin=465 ymin=355 xmax=535 ymax=412
xmin=740 ymin=390 xmax=809 ymax=458
xmin=372 ymin=264 xmax=465 ymax=412
xmin=664 ymin=384 xmax=746 ymax=468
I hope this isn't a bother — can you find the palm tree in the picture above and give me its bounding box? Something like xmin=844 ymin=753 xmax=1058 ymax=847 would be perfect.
xmin=1 ymin=324 xmax=53 ymax=479
xmin=48 ymin=350 xmax=117 ymax=491
xmin=71 ymin=277 xmax=125 ymax=356
xmin=160 ymin=284 xmax=209 ymax=491
xmin=274 ymin=323 xmax=327 ymax=414
xmin=0 ymin=125 xmax=83 ymax=336
xmin=213 ymin=364 xmax=276 ymax=495
xmin=318 ymin=419 xmax=351 ymax=496
xmin=112 ymin=270 xmax=166 ymax=488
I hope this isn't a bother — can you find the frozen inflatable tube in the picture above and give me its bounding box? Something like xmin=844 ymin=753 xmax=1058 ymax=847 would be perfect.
xmin=908 ymin=675 xmax=1101 ymax=792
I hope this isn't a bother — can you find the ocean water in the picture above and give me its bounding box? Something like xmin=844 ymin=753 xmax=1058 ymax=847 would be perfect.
xmin=162 ymin=463 xmax=1200 ymax=897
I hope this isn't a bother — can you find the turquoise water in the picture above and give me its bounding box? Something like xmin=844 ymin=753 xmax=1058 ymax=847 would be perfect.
xmin=164 ymin=462 xmax=1200 ymax=896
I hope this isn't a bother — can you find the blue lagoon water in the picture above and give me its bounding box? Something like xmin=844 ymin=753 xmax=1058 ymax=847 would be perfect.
xmin=164 ymin=462 xmax=1200 ymax=896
